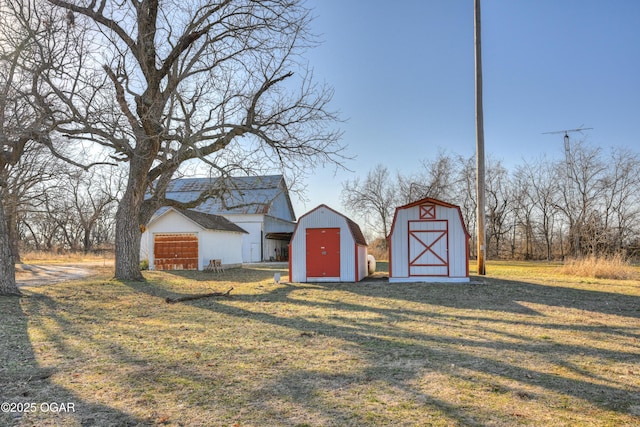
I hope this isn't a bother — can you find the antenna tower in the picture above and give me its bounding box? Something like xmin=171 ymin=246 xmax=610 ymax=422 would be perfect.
xmin=542 ymin=126 xmax=593 ymax=170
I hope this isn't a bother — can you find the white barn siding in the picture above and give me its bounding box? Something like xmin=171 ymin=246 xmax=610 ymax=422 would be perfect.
xmin=389 ymin=199 xmax=470 ymax=283
xmin=222 ymin=214 xmax=264 ymax=262
xmin=142 ymin=211 xmax=202 ymax=270
xmin=290 ymin=205 xmax=367 ymax=283
xmin=357 ymin=245 xmax=368 ymax=282
xmin=200 ymin=230 xmax=244 ymax=266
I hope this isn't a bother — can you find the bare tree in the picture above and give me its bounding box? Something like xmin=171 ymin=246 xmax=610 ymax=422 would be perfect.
xmin=341 ymin=164 xmax=397 ymax=241
xmin=20 ymin=191 xmax=63 ymax=251
xmin=44 ymin=0 xmax=346 ymax=280
xmin=397 ymin=151 xmax=457 ymax=203
xmin=13 ymin=161 xmax=122 ymax=252
xmin=1 ymin=0 xmax=74 ymax=295
xmin=64 ymin=167 xmax=122 ymax=253
xmin=485 ymin=158 xmax=513 ymax=258
xmin=598 ymin=147 xmax=640 ymax=255
xmin=513 ymin=157 xmax=561 ymax=260
xmin=1 ymin=142 xmax=60 ymax=262
xmin=453 ymin=154 xmax=478 ymax=258
xmin=556 ymin=139 xmax=607 ymax=257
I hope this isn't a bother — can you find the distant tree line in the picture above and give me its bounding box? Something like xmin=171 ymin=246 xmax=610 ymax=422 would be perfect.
xmin=341 ymin=141 xmax=640 ymax=261
xmin=1 ymin=143 xmax=122 ymax=261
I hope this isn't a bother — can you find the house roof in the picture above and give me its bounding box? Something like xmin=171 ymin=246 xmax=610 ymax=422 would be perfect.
xmin=163 ymin=175 xmax=295 ymax=217
xmin=149 ymin=207 xmax=248 ymax=233
xmin=298 ymin=204 xmax=368 ymax=246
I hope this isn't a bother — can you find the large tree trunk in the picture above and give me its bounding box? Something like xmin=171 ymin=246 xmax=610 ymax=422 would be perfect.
xmin=0 ymin=196 xmax=20 ymax=296
xmin=6 ymin=208 xmax=21 ymax=263
xmin=114 ymin=160 xmax=149 ymax=281
xmin=0 ymin=188 xmax=21 ymax=263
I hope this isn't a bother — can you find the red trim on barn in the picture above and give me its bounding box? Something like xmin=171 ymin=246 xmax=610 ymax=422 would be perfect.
xmin=419 ymin=204 xmax=436 ymax=219
xmin=388 ymin=197 xmax=470 ymax=241
xmin=408 ymin=220 xmax=450 ymax=277
xmin=387 ymin=235 xmax=393 ymax=278
xmin=388 ymin=197 xmax=470 ymax=282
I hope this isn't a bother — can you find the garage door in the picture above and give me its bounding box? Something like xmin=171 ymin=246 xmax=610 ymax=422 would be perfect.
xmin=154 ymin=234 xmax=198 ymax=270
xmin=306 ymin=228 xmax=340 ymax=278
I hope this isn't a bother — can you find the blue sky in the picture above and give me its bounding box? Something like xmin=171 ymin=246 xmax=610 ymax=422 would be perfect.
xmin=291 ymin=0 xmax=640 ymax=217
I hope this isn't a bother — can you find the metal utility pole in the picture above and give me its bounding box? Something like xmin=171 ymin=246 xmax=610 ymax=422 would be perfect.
xmin=474 ymin=0 xmax=486 ymax=275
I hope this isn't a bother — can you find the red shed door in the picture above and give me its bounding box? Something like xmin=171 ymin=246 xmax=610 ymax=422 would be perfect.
xmin=154 ymin=233 xmax=199 ymax=270
xmin=306 ymin=228 xmax=340 ymax=278
xmin=408 ymin=220 xmax=449 ymax=277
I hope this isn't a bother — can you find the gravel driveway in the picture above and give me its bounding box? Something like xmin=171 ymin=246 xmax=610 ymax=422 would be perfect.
xmin=15 ymin=264 xmax=96 ymax=286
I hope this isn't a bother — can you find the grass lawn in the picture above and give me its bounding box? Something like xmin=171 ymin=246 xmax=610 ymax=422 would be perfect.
xmin=1 ymin=261 xmax=640 ymax=426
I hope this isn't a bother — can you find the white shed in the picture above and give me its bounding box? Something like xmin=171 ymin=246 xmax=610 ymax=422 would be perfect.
xmin=388 ymin=198 xmax=470 ymax=283
xmin=289 ymin=205 xmax=368 ymax=283
xmin=140 ymin=207 xmax=248 ymax=271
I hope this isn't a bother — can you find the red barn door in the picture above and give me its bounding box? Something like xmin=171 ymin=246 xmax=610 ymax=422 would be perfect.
xmin=306 ymin=228 xmax=340 ymax=278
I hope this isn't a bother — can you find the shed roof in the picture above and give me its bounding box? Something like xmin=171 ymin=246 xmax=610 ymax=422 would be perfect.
xmin=389 ymin=197 xmax=470 ymax=238
xmin=149 ymin=207 xmax=248 ymax=234
xmin=299 ymin=204 xmax=368 ymax=246
xmin=395 ymin=197 xmax=461 ymax=211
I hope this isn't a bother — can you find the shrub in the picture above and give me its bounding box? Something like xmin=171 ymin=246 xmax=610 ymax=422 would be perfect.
xmin=139 ymin=259 xmax=149 ymax=270
xmin=560 ymin=254 xmax=635 ymax=280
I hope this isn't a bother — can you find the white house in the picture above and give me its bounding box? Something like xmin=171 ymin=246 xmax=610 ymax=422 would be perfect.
xmin=143 ymin=175 xmax=296 ymax=264
xmin=388 ymin=197 xmax=470 ymax=283
xmin=289 ymin=204 xmax=368 ymax=283
xmin=141 ymin=207 xmax=247 ymax=271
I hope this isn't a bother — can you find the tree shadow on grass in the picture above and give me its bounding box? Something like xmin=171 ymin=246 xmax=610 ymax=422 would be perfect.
xmin=41 ymin=268 xmax=640 ymax=426
xmin=115 ymin=270 xmax=640 ymax=425
xmin=0 ymin=294 xmax=153 ymax=427
xmin=122 ymin=271 xmax=640 ymax=425
xmin=159 ymin=263 xmax=289 ymax=284
xmin=350 ymin=274 xmax=640 ymax=319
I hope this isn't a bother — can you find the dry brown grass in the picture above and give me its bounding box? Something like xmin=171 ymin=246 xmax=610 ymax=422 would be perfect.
xmin=20 ymin=250 xmax=114 ymax=265
xmin=1 ymin=261 xmax=639 ymax=426
xmin=560 ymin=254 xmax=637 ymax=280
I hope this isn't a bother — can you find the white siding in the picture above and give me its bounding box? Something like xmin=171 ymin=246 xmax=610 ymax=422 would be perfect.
xmin=222 ymin=214 xmax=263 ymax=262
xmin=357 ymin=245 xmax=368 ymax=282
xmin=150 ymin=209 xmax=201 ymax=233
xmin=389 ymin=202 xmax=469 ymax=283
xmin=141 ymin=209 xmax=244 ymax=270
xmin=200 ymin=230 xmax=244 ymax=266
xmin=290 ymin=205 xmax=367 ymax=283
xmin=390 ymin=207 xmax=411 ymax=278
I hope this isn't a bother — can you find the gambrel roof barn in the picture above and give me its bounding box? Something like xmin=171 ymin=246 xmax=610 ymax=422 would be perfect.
xmin=388 ymin=197 xmax=470 ymax=283
xmin=289 ymin=204 xmax=368 ymax=283
xmin=141 ymin=175 xmax=296 ymax=265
